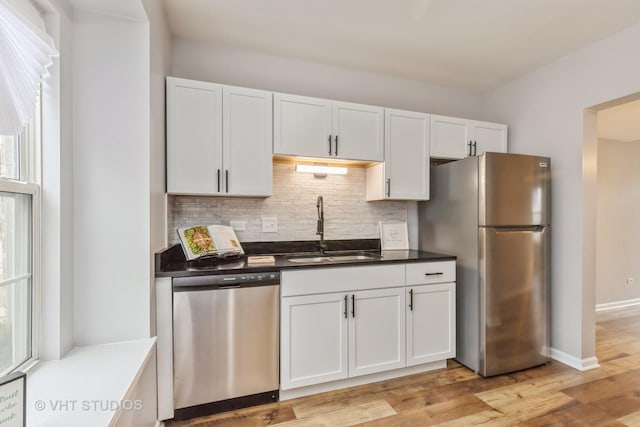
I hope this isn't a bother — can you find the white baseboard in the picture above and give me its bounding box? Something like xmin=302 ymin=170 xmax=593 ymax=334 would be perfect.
xmin=550 ymin=347 xmax=600 ymax=371
xmin=596 ymin=298 xmax=640 ymax=312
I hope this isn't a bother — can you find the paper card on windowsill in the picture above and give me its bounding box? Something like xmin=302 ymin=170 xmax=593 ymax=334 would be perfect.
xmin=379 ymin=221 xmax=409 ymax=251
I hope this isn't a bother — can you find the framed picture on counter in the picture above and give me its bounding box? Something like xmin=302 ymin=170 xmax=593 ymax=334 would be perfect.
xmin=379 ymin=221 xmax=409 ymax=251
xmin=0 ymin=371 xmax=26 ymax=427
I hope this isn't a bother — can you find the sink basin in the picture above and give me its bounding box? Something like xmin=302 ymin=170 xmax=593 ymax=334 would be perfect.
xmin=286 ymin=252 xmax=380 ymax=263
xmin=329 ymin=255 xmax=377 ymax=261
xmin=287 ymin=256 xmax=332 ymax=263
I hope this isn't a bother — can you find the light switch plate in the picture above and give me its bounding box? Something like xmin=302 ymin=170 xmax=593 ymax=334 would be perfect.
xmin=262 ymin=217 xmax=277 ymax=233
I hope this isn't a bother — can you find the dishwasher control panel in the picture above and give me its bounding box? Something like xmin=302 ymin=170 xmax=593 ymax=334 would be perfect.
xmin=173 ymin=272 xmax=280 ymax=290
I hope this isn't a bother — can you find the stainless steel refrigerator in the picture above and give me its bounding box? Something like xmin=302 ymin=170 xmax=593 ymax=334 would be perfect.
xmin=419 ymin=152 xmax=550 ymax=377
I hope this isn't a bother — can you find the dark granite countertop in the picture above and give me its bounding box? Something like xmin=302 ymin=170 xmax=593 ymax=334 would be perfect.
xmin=155 ymin=239 xmax=456 ymax=278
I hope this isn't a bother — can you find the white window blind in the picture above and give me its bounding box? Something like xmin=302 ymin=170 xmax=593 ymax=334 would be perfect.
xmin=0 ymin=0 xmax=57 ymax=135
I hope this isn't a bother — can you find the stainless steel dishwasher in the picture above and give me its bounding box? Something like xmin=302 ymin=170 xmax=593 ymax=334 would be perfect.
xmin=172 ymin=272 xmax=280 ymax=419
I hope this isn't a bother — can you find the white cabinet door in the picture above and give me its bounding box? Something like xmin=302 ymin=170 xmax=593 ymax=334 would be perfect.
xmin=332 ymin=101 xmax=384 ymax=161
xmin=223 ymin=86 xmax=272 ymax=196
xmin=474 ymin=121 xmax=508 ymax=156
xmin=430 ymin=115 xmax=471 ymax=159
xmin=431 ymin=115 xmax=508 ymax=159
xmin=349 ymin=287 xmax=405 ymax=377
xmin=274 ymin=94 xmax=383 ymax=161
xmin=281 ymin=293 xmax=349 ymax=390
xmin=406 ymin=283 xmax=456 ymax=366
xmin=273 ymin=93 xmax=333 ymax=159
xmin=166 ymin=77 xmax=223 ymax=194
xmin=384 ymin=109 xmax=430 ymax=200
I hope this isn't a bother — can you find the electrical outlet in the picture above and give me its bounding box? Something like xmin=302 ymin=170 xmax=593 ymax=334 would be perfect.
xmin=229 ymin=220 xmax=246 ymax=231
xmin=627 ymin=277 xmax=635 ymax=287
xmin=262 ymin=217 xmax=277 ymax=233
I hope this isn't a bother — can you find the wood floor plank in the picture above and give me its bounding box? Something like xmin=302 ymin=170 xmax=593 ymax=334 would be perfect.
xmin=618 ymin=410 xmax=640 ymax=426
xmin=518 ymin=402 xmax=627 ymax=426
xmin=590 ymin=391 xmax=640 ymax=419
xmin=352 ymin=394 xmax=490 ymax=426
xmin=476 ymin=369 xmax=605 ymax=408
xmin=275 ymin=400 xmax=395 ymax=427
xmin=562 ymin=369 xmax=640 ymax=403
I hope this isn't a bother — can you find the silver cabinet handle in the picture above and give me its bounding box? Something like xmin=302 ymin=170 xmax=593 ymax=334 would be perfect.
xmin=351 ymin=294 xmax=355 ymax=318
xmin=386 ymin=178 xmax=391 ymax=197
xmin=344 ymin=294 xmax=348 ymax=319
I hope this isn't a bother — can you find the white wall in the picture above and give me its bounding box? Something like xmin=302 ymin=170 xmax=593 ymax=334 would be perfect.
xmin=171 ymin=40 xmax=484 ymax=119
xmin=39 ymin=0 xmax=75 ymax=360
xmin=482 ymin=22 xmax=640 ymax=367
xmin=596 ymin=138 xmax=640 ymax=306
xmin=141 ymin=0 xmax=171 ymax=337
xmin=72 ymin=9 xmax=151 ymax=345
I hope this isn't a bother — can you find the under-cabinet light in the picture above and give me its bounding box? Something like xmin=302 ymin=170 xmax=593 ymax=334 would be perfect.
xmin=295 ymin=164 xmax=348 ymax=175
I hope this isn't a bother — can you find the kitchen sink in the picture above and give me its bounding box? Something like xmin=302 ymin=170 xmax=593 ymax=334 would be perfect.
xmin=329 ymin=254 xmax=377 ymax=261
xmin=287 ymin=256 xmax=332 ymax=263
xmin=287 ymin=252 xmax=380 ymax=263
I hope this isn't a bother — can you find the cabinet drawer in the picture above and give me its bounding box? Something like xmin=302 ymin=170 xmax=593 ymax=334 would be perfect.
xmin=406 ymin=261 xmax=455 ymax=285
xmin=282 ymin=264 xmax=405 ymax=297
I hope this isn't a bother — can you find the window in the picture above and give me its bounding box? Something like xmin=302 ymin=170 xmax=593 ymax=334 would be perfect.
xmin=0 ymin=94 xmax=40 ymax=376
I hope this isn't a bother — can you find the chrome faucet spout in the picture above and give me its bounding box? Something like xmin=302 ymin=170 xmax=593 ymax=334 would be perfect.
xmin=316 ymin=196 xmax=327 ymax=253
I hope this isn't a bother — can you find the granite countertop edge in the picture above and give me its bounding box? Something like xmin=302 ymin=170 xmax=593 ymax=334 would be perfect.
xmin=155 ymin=239 xmax=456 ymax=278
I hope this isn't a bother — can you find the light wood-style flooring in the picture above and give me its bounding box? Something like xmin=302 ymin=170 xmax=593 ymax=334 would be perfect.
xmin=168 ymin=306 xmax=640 ymax=426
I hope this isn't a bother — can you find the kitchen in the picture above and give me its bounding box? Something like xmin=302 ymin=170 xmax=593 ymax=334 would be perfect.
xmin=3 ymin=0 xmax=640 ymax=426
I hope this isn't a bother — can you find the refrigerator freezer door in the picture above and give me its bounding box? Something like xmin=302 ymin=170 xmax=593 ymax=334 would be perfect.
xmin=479 ymin=153 xmax=551 ymax=226
xmin=479 ymin=225 xmax=550 ymax=377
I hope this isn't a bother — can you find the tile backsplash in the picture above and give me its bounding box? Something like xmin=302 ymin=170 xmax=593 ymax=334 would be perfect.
xmin=167 ymin=160 xmax=408 ymax=243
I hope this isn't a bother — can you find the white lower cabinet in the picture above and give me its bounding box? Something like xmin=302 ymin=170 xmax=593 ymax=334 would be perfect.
xmin=280 ymin=288 xmax=405 ymax=390
xmin=406 ymin=282 xmax=456 ymax=366
xmin=280 ymin=292 xmax=348 ymax=390
xmin=280 ymin=261 xmax=456 ymax=393
xmin=349 ymin=288 xmax=405 ymax=377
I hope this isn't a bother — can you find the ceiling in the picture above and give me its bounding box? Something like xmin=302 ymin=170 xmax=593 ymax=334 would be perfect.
xmin=163 ymin=0 xmax=640 ymax=92
xmin=598 ymin=100 xmax=640 ymax=142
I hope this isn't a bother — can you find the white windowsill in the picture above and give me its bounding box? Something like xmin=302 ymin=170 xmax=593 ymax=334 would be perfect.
xmin=26 ymin=337 xmax=156 ymax=427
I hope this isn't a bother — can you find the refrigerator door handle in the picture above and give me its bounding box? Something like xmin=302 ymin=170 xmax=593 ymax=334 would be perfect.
xmin=491 ymin=225 xmax=546 ymax=232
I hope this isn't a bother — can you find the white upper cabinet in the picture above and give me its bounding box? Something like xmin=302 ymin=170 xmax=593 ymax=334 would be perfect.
xmin=430 ymin=114 xmax=507 ymax=159
xmin=273 ymin=93 xmax=333 ymax=159
xmin=167 ymin=78 xmax=223 ymax=195
xmin=274 ymin=93 xmax=384 ymax=161
xmin=166 ymin=77 xmax=272 ymax=196
xmin=332 ymin=101 xmax=384 ymax=161
xmin=474 ymin=120 xmax=508 ymax=156
xmin=366 ymin=109 xmax=430 ymax=201
xmin=223 ymin=85 xmax=273 ymax=196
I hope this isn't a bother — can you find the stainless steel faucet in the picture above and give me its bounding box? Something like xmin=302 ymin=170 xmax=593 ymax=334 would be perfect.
xmin=316 ymin=195 xmax=327 ymax=254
